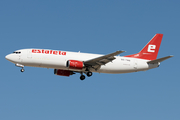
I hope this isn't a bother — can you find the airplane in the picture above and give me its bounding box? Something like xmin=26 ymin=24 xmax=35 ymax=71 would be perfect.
xmin=5 ymin=34 xmax=173 ymax=80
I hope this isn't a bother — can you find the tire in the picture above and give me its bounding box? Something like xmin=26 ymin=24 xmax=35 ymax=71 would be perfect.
xmin=87 ymin=72 xmax=92 ymax=77
xmin=80 ymin=75 xmax=85 ymax=80
xmin=21 ymin=69 xmax=24 ymax=72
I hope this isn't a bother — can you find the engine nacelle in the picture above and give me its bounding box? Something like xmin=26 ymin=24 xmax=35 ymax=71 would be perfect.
xmin=66 ymin=60 xmax=84 ymax=70
xmin=54 ymin=69 xmax=74 ymax=77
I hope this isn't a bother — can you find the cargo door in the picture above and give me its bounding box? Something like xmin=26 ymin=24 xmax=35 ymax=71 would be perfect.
xmin=134 ymin=59 xmax=138 ymax=69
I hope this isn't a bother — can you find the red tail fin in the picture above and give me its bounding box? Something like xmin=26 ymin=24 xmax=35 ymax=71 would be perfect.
xmin=125 ymin=34 xmax=163 ymax=60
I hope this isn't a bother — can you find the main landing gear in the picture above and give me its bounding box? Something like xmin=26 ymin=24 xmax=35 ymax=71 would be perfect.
xmin=80 ymin=75 xmax=85 ymax=80
xmin=80 ymin=71 xmax=93 ymax=80
xmin=87 ymin=71 xmax=93 ymax=77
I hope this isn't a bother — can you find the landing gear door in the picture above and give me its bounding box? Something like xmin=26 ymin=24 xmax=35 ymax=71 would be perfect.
xmin=27 ymin=49 xmax=32 ymax=58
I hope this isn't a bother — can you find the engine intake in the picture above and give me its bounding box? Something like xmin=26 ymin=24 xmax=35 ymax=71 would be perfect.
xmin=66 ymin=60 xmax=84 ymax=70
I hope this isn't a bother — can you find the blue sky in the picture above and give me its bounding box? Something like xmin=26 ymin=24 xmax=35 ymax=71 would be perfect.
xmin=0 ymin=0 xmax=179 ymax=120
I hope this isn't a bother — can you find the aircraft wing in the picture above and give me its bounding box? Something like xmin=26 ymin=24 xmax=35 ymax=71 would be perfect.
xmin=84 ymin=50 xmax=125 ymax=70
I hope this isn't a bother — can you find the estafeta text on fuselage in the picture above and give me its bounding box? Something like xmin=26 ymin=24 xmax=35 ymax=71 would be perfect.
xmin=32 ymin=49 xmax=66 ymax=55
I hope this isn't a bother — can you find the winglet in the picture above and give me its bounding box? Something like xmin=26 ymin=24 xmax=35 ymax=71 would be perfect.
xmin=147 ymin=55 xmax=173 ymax=64
xmin=116 ymin=50 xmax=126 ymax=55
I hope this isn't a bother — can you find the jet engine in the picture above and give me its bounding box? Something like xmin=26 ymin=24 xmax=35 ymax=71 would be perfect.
xmin=54 ymin=69 xmax=74 ymax=76
xmin=66 ymin=60 xmax=84 ymax=70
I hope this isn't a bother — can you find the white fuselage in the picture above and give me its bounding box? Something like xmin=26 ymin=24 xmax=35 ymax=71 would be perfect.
xmin=5 ymin=49 xmax=159 ymax=74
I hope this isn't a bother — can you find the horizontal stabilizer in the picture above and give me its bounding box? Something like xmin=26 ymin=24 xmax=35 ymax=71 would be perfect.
xmin=147 ymin=55 xmax=173 ymax=64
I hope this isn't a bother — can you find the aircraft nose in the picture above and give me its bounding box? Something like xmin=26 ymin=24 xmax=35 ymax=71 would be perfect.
xmin=5 ymin=54 xmax=13 ymax=62
xmin=5 ymin=54 xmax=10 ymax=60
xmin=5 ymin=53 xmax=20 ymax=63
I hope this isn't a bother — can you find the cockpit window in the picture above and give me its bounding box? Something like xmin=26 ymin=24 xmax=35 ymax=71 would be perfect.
xmin=13 ymin=51 xmax=21 ymax=54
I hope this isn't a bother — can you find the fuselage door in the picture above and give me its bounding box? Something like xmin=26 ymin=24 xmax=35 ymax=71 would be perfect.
xmin=134 ymin=59 xmax=138 ymax=69
xmin=27 ymin=49 xmax=32 ymax=58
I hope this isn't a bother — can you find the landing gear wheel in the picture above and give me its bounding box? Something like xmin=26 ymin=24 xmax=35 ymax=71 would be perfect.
xmin=80 ymin=75 xmax=85 ymax=80
xmin=21 ymin=68 xmax=25 ymax=72
xmin=87 ymin=72 xmax=92 ymax=77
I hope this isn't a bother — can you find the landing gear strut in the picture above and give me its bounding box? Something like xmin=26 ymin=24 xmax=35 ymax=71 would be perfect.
xmin=15 ymin=64 xmax=25 ymax=73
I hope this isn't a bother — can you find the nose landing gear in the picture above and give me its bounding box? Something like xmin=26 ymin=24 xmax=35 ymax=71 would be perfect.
xmin=15 ymin=63 xmax=25 ymax=72
xmin=20 ymin=68 xmax=25 ymax=72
